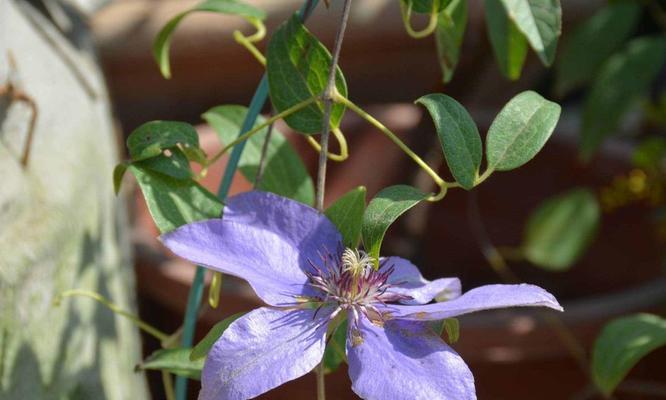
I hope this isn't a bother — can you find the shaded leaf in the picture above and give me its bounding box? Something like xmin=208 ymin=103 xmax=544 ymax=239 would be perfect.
xmin=126 ymin=121 xmax=201 ymax=162
xmin=430 ymin=318 xmax=460 ymax=344
xmin=417 ymin=93 xmax=481 ymax=189
xmin=523 ymin=188 xmax=600 ymax=271
xmin=325 ymin=187 xmax=367 ymax=248
xmin=113 ymin=162 xmax=128 ymax=195
xmin=266 ymin=16 xmax=348 ymax=134
xmin=555 ymin=1 xmax=641 ymax=96
xmin=129 ymin=165 xmax=223 ymax=233
xmin=408 ymin=0 xmax=447 ymax=14
xmin=202 ymin=105 xmax=314 ymax=205
xmin=362 ymin=185 xmax=427 ymax=262
xmin=190 ymin=313 xmax=245 ymax=361
xmin=592 ymin=314 xmax=666 ymax=396
xmin=486 ymin=90 xmax=561 ymax=172
xmin=136 ymin=147 xmax=193 ymax=180
xmin=580 ymin=36 xmax=666 ymax=159
xmin=633 ymin=137 xmax=666 ymax=170
xmin=484 ymin=0 xmax=528 ymax=80
xmin=138 ymin=348 xmax=204 ymax=380
xmin=153 ymin=0 xmax=266 ymax=78
xmin=323 ymin=319 xmax=348 ymax=374
xmin=434 ymin=0 xmax=468 ymax=83
xmin=497 ymin=0 xmax=561 ymax=66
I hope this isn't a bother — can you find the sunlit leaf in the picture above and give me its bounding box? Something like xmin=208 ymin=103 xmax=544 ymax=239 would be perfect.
xmin=592 ymin=313 xmax=666 ymax=396
xmin=486 ymin=90 xmax=561 ymax=172
xmin=362 ymin=185 xmax=427 ymax=263
xmin=523 ymin=188 xmax=599 ymax=271
xmin=202 ymin=105 xmax=315 ymax=205
xmin=266 ymin=15 xmax=348 ymax=134
xmin=138 ymin=348 xmax=204 ymax=380
xmin=325 ymin=187 xmax=367 ymax=248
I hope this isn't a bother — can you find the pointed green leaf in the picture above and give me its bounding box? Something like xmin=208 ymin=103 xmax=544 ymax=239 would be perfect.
xmin=190 ymin=313 xmax=245 ymax=361
xmin=592 ymin=314 xmax=666 ymax=396
xmin=129 ymin=165 xmax=223 ymax=233
xmin=434 ymin=0 xmax=468 ymax=83
xmin=323 ymin=319 xmax=348 ymax=374
xmin=136 ymin=147 xmax=193 ymax=180
xmin=486 ymin=90 xmax=561 ymax=172
xmin=153 ymin=0 xmax=266 ymax=78
xmin=127 ymin=121 xmax=201 ymax=162
xmin=555 ymin=2 xmax=641 ymax=96
xmin=202 ymin=105 xmax=315 ymax=205
xmin=484 ymin=0 xmax=528 ymax=80
xmin=523 ymin=188 xmax=600 ymax=271
xmin=266 ymin=15 xmax=348 ymax=134
xmin=430 ymin=317 xmax=460 ymax=344
xmin=113 ymin=162 xmax=129 ymax=195
xmin=417 ymin=93 xmax=481 ymax=189
xmin=362 ymin=185 xmax=427 ymax=262
xmin=497 ymin=0 xmax=561 ymax=66
xmin=138 ymin=348 xmax=203 ymax=380
xmin=325 ymin=187 xmax=367 ymax=248
xmin=580 ymin=36 xmax=666 ymax=160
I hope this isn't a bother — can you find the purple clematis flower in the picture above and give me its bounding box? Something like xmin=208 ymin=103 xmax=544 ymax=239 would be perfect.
xmin=161 ymin=191 xmax=562 ymax=400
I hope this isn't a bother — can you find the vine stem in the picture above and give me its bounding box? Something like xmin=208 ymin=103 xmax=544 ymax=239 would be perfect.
xmin=55 ymin=289 xmax=169 ymax=342
xmin=399 ymin=0 xmax=440 ymax=39
xmin=334 ymin=94 xmax=453 ymax=201
xmin=314 ymin=0 xmax=353 ymax=398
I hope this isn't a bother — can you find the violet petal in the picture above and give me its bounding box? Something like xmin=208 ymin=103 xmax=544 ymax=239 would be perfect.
xmin=384 ymin=256 xmax=462 ymax=304
xmin=382 ymin=284 xmax=563 ymax=321
xmin=347 ymin=315 xmax=476 ymax=400
xmin=199 ymin=306 xmax=332 ymax=400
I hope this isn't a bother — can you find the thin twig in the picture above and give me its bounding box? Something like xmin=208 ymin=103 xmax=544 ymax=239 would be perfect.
xmin=315 ymin=0 xmax=353 ymax=212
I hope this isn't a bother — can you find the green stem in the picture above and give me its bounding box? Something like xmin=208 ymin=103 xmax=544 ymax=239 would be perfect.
xmin=55 ymin=289 xmax=169 ymax=342
xmin=208 ymin=271 xmax=222 ymax=308
xmin=162 ymin=371 xmax=176 ymax=400
xmin=400 ymin=0 xmax=440 ymax=39
xmin=335 ymin=93 xmax=449 ymax=201
xmin=234 ymin=19 xmax=267 ymax=66
xmin=207 ymin=96 xmax=317 ymax=167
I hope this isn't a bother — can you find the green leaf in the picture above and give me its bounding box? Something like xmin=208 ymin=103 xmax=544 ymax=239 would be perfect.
xmin=323 ymin=319 xmax=348 ymax=374
xmin=592 ymin=313 xmax=666 ymax=396
xmin=129 ymin=164 xmax=223 ymax=233
xmin=555 ymin=1 xmax=641 ymax=96
xmin=138 ymin=348 xmax=204 ymax=380
xmin=190 ymin=313 xmax=245 ymax=361
xmin=486 ymin=90 xmax=561 ymax=172
xmin=633 ymin=137 xmax=666 ymax=170
xmin=497 ymin=0 xmax=561 ymax=66
xmin=434 ymin=0 xmax=468 ymax=83
xmin=325 ymin=187 xmax=367 ymax=248
xmin=113 ymin=162 xmax=129 ymax=195
xmin=202 ymin=105 xmax=315 ymax=205
xmin=153 ymin=0 xmax=266 ymax=78
xmin=430 ymin=318 xmax=460 ymax=344
xmin=523 ymin=188 xmax=600 ymax=271
xmin=416 ymin=93 xmax=481 ymax=189
xmin=266 ymin=15 xmax=348 ymax=134
xmin=362 ymin=185 xmax=427 ymax=262
xmin=408 ymin=0 xmax=448 ymax=14
xmin=136 ymin=147 xmax=193 ymax=180
xmin=484 ymin=0 xmax=528 ymax=80
xmin=127 ymin=121 xmax=201 ymax=162
xmin=580 ymin=36 xmax=666 ymax=160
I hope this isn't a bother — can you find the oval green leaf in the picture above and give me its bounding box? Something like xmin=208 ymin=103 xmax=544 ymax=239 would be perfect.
xmin=129 ymin=164 xmax=223 ymax=233
xmin=592 ymin=313 xmax=666 ymax=396
xmin=486 ymin=90 xmax=561 ymax=172
xmin=522 ymin=188 xmax=600 ymax=271
xmin=580 ymin=36 xmax=666 ymax=160
xmin=202 ymin=104 xmax=315 ymax=205
xmin=138 ymin=348 xmax=204 ymax=380
xmin=136 ymin=147 xmax=193 ymax=180
xmin=190 ymin=312 xmax=245 ymax=361
xmin=555 ymin=1 xmax=641 ymax=97
xmin=484 ymin=0 xmax=528 ymax=80
xmin=153 ymin=0 xmax=266 ymax=78
xmin=497 ymin=0 xmax=561 ymax=66
xmin=127 ymin=121 xmax=201 ymax=162
xmin=325 ymin=186 xmax=367 ymax=248
xmin=417 ymin=93 xmax=481 ymax=189
xmin=266 ymin=15 xmax=348 ymax=134
xmin=362 ymin=185 xmax=427 ymax=263
xmin=435 ymin=0 xmax=468 ymax=83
